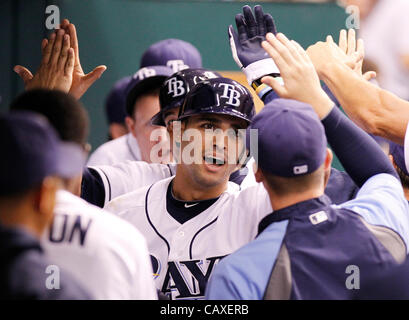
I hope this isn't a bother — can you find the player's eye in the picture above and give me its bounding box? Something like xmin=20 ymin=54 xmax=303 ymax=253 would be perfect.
xmin=202 ymin=123 xmax=215 ymax=130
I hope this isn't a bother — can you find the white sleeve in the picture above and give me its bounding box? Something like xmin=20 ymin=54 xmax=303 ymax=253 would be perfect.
xmin=90 ymin=161 xmax=175 ymax=206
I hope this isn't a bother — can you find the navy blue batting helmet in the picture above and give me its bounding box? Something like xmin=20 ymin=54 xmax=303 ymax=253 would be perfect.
xmin=151 ymin=68 xmax=222 ymax=126
xmin=178 ymin=78 xmax=255 ymax=124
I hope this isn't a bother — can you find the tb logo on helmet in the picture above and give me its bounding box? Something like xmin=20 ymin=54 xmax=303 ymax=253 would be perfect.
xmin=167 ymin=60 xmax=189 ymax=73
xmin=134 ymin=67 xmax=156 ymax=80
xmin=219 ymin=83 xmax=241 ymax=107
xmin=167 ymin=77 xmax=186 ymax=97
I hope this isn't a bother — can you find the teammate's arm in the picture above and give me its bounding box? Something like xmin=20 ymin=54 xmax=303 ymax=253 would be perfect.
xmin=261 ymin=32 xmax=398 ymax=187
xmin=307 ymin=32 xmax=409 ymax=145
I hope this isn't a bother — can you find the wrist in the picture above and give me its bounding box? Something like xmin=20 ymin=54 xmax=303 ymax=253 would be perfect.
xmin=319 ymin=62 xmax=345 ymax=83
xmin=244 ymin=58 xmax=280 ymax=85
xmin=306 ymin=90 xmax=335 ymax=120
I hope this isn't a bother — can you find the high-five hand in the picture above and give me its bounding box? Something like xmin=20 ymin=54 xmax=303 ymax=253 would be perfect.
xmin=261 ymin=32 xmax=334 ymax=119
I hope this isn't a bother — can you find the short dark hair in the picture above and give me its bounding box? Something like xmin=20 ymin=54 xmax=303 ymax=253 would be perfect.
xmin=130 ymin=87 xmax=160 ymax=118
xmin=10 ymin=89 xmax=89 ymax=145
xmin=394 ymin=162 xmax=409 ymax=189
xmin=262 ymin=164 xmax=325 ymax=196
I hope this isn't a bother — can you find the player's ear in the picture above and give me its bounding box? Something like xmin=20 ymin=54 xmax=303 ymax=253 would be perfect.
xmin=323 ymin=148 xmax=333 ymax=188
xmin=253 ymin=162 xmax=264 ymax=183
xmin=36 ymin=176 xmax=59 ymax=227
xmin=324 ymin=148 xmax=333 ymax=170
xmin=389 ymin=154 xmax=398 ymax=170
xmin=125 ymin=116 xmax=135 ymax=136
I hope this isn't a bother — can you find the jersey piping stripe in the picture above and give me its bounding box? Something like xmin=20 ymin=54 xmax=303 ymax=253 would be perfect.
xmin=145 ymin=184 xmax=171 ymax=254
xmin=167 ymin=164 xmax=173 ymax=177
xmin=99 ymin=168 xmax=112 ymax=202
xmin=189 ymin=217 xmax=218 ymax=260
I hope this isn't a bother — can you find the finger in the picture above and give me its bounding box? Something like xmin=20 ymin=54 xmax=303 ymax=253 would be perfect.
xmin=254 ymin=5 xmax=266 ymax=36
xmin=60 ymin=18 xmax=70 ymax=30
xmin=67 ymin=23 xmax=80 ymax=63
xmin=243 ymin=5 xmax=257 ymax=38
xmin=291 ymin=40 xmax=311 ymax=62
xmin=262 ymin=38 xmax=290 ymax=74
xmin=261 ymin=76 xmax=287 ymax=97
xmin=326 ymin=35 xmax=335 ymax=44
xmin=58 ymin=34 xmax=70 ymax=70
xmin=339 ymin=29 xmax=347 ymax=53
xmin=42 ymin=32 xmax=56 ymax=65
xmin=41 ymin=38 xmax=48 ymax=52
xmin=50 ymin=29 xmax=65 ymax=66
xmin=357 ymin=38 xmax=365 ymax=60
xmin=65 ymin=48 xmax=75 ymax=77
xmin=363 ymin=71 xmax=377 ymax=81
xmin=270 ymin=33 xmax=299 ymax=65
xmin=235 ymin=14 xmax=248 ymax=43
xmin=264 ymin=13 xmax=277 ymax=35
xmin=13 ymin=65 xmax=34 ymax=85
xmin=82 ymin=65 xmax=107 ymax=86
xmin=347 ymin=28 xmax=356 ymax=56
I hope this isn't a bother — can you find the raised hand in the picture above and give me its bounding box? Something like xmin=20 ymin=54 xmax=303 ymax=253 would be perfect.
xmin=306 ymin=29 xmax=376 ymax=81
xmin=337 ymin=29 xmax=376 ymax=81
xmin=261 ymin=33 xmax=334 ymax=119
xmin=14 ymin=29 xmax=75 ymax=92
xmin=228 ymin=5 xmax=280 ymax=85
xmin=59 ymin=19 xmax=107 ymax=99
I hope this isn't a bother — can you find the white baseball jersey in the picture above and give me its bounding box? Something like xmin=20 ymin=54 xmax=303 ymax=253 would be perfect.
xmin=88 ymin=161 xmax=177 ymax=206
xmin=104 ymin=177 xmax=271 ymax=300
xmin=87 ymin=158 xmax=256 ymax=207
xmin=87 ymin=133 xmax=142 ymax=166
xmin=42 ymin=189 xmax=157 ymax=300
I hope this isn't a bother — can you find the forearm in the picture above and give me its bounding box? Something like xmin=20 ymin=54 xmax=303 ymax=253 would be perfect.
xmin=321 ymin=62 xmax=409 ymax=145
xmin=322 ymin=107 xmax=398 ymax=187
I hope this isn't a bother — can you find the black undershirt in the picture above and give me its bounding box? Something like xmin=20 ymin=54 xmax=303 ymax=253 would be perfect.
xmin=166 ymin=180 xmax=220 ymax=224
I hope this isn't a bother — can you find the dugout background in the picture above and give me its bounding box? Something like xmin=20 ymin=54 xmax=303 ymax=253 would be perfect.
xmin=0 ymin=0 xmax=349 ymax=170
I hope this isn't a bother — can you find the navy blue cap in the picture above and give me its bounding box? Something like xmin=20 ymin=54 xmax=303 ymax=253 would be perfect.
xmin=140 ymin=39 xmax=202 ymax=72
xmin=125 ymin=65 xmax=174 ymax=116
xmin=390 ymin=142 xmax=408 ymax=176
xmin=0 ymin=112 xmax=86 ymax=196
xmin=152 ymin=68 xmax=222 ymax=126
xmin=248 ymin=99 xmax=327 ymax=177
xmin=178 ymin=77 xmax=255 ymax=124
xmin=105 ymin=76 xmax=132 ymax=124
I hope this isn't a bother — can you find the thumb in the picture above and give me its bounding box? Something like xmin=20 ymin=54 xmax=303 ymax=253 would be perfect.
xmin=228 ymin=25 xmax=243 ymax=68
xmin=261 ymin=76 xmax=287 ymax=97
xmin=83 ymin=65 xmax=107 ymax=86
xmin=13 ymin=65 xmax=33 ymax=85
xmin=363 ymin=71 xmax=377 ymax=81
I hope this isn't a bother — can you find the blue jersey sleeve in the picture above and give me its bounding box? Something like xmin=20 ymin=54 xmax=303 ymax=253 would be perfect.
xmin=337 ymin=173 xmax=409 ymax=250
